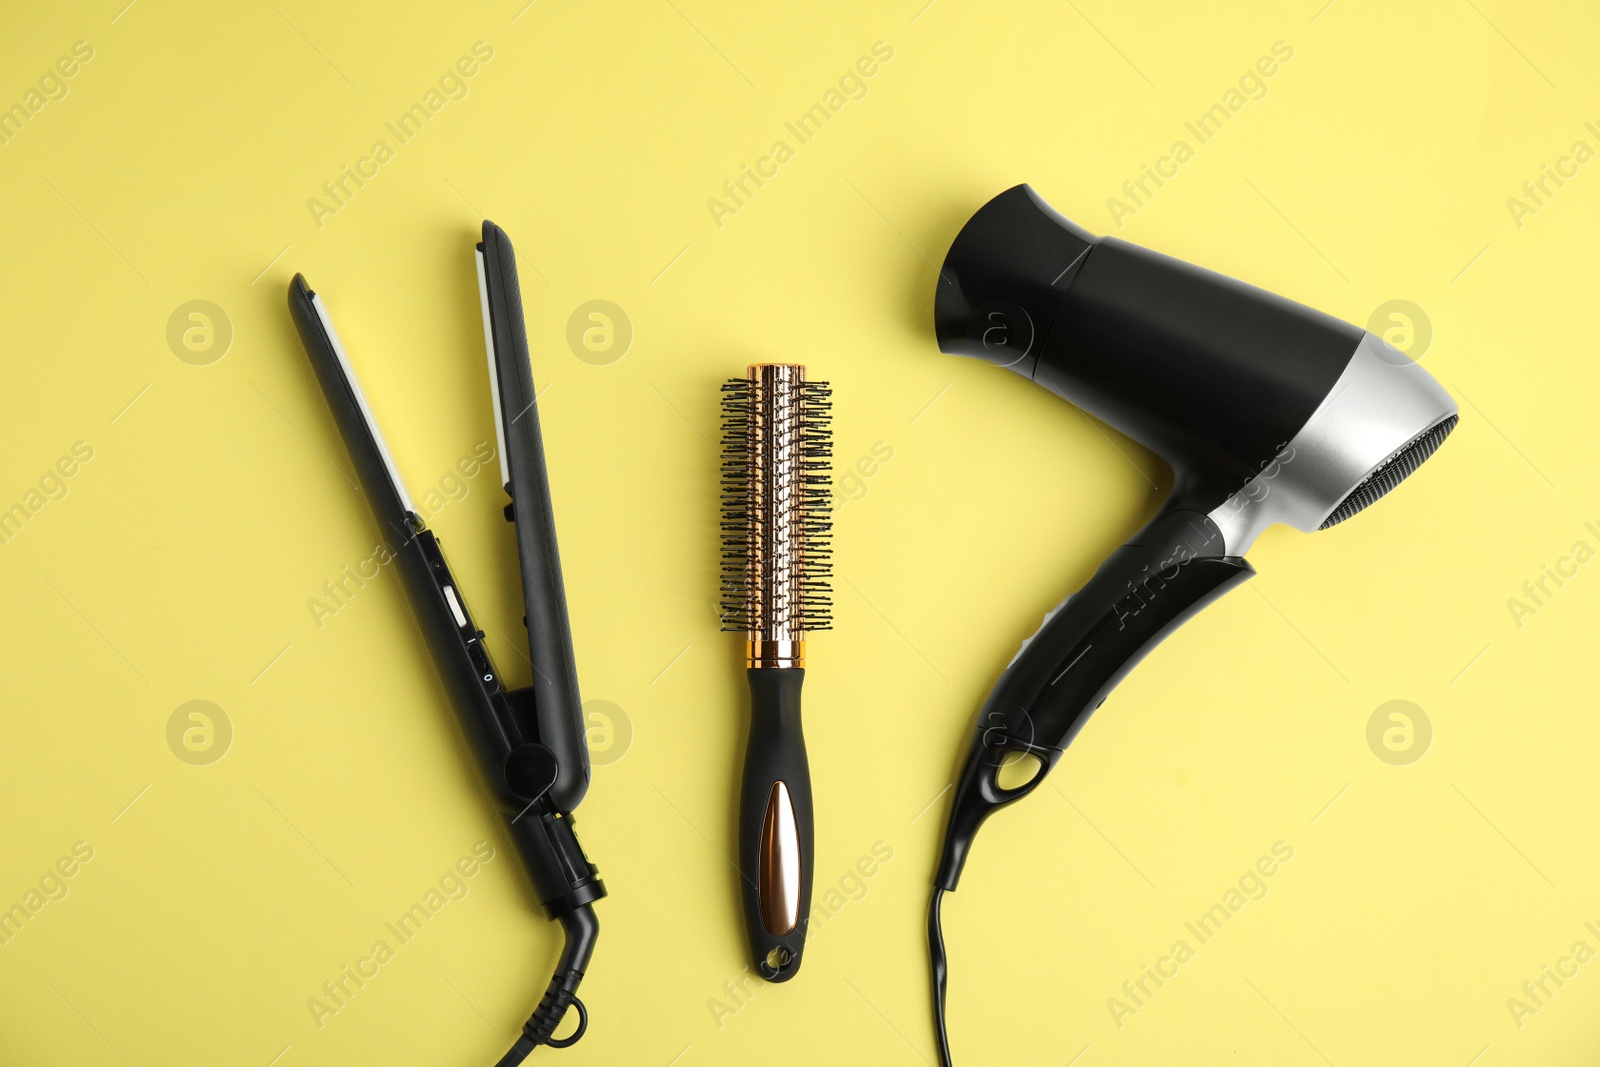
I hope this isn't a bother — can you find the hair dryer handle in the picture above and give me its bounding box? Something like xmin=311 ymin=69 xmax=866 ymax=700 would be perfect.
xmin=934 ymin=508 xmax=1253 ymax=890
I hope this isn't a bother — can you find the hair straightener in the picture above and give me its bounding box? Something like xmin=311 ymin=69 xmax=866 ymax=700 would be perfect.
xmin=287 ymin=221 xmax=604 ymax=1064
xmin=925 ymin=185 xmax=1459 ymax=1064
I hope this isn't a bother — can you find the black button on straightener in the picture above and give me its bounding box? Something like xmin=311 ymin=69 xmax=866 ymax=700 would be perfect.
xmin=288 ymin=221 xmax=604 ymax=1064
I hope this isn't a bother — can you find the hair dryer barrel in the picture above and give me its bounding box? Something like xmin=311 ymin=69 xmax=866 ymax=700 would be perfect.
xmin=934 ymin=185 xmax=1364 ymax=507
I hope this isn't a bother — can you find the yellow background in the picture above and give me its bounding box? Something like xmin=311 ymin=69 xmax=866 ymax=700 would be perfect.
xmin=1 ymin=1 xmax=1597 ymax=1064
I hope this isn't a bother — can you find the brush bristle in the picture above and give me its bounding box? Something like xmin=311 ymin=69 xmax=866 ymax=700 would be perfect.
xmin=720 ymin=370 xmax=833 ymax=636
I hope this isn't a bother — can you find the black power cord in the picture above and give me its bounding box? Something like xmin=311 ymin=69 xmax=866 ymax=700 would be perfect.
xmin=928 ymin=888 xmax=954 ymax=1067
xmin=495 ymin=904 xmax=599 ymax=1065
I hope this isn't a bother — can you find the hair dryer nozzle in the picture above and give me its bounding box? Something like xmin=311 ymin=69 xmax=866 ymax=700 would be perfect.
xmin=934 ymin=185 xmax=1094 ymax=376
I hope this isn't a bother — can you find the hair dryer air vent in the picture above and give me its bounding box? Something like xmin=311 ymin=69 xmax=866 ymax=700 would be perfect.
xmin=1319 ymin=414 xmax=1457 ymax=529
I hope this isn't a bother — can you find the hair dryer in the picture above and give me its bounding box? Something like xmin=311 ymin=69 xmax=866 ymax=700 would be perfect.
xmin=925 ymin=185 xmax=1458 ymax=1064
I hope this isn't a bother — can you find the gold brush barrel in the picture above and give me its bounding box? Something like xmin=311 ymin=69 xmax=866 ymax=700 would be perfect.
xmin=720 ymin=363 xmax=833 ymax=664
xmin=747 ymin=363 xmax=805 ymax=669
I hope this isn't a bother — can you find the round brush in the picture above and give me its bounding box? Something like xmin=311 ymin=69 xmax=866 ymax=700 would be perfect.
xmin=720 ymin=363 xmax=832 ymax=983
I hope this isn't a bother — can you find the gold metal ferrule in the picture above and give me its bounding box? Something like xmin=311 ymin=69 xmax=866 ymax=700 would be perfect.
xmin=746 ymin=639 xmax=806 ymax=670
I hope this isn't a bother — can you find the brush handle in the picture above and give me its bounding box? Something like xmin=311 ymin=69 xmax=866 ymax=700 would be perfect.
xmin=739 ymin=668 xmax=813 ymax=982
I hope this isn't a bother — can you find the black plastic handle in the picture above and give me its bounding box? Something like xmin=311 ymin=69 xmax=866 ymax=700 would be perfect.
xmin=935 ymin=508 xmax=1254 ymax=889
xmin=739 ymin=668 xmax=814 ymax=982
